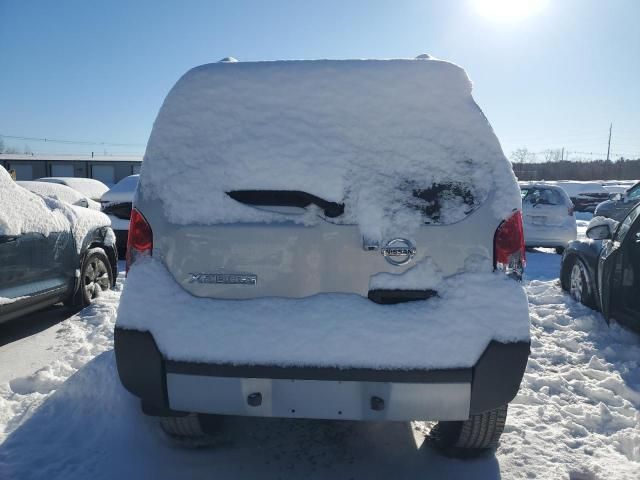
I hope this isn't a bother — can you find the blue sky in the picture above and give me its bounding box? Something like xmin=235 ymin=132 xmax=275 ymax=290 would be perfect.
xmin=0 ymin=0 xmax=638 ymax=160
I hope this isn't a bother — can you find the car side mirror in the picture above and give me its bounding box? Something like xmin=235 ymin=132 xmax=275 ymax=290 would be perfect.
xmin=586 ymin=224 xmax=612 ymax=240
xmin=610 ymin=193 xmax=621 ymax=201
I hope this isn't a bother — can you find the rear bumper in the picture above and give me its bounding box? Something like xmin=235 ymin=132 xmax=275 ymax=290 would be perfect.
xmin=525 ymin=223 xmax=577 ymax=247
xmin=114 ymin=328 xmax=530 ymax=421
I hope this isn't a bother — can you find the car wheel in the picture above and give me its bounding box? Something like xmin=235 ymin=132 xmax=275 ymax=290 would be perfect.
xmin=67 ymin=248 xmax=113 ymax=308
xmin=427 ymin=404 xmax=508 ymax=457
xmin=159 ymin=414 xmax=220 ymax=448
xmin=566 ymin=257 xmax=595 ymax=308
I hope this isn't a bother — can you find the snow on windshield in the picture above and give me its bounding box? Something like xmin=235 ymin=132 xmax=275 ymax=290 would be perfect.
xmin=141 ymin=58 xmax=520 ymax=240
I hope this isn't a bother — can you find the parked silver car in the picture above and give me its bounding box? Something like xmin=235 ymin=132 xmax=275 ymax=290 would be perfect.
xmin=520 ymin=182 xmax=577 ymax=254
xmin=114 ymin=57 xmax=530 ymax=455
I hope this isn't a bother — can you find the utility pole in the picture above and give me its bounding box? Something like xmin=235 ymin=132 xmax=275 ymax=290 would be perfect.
xmin=606 ymin=123 xmax=612 ymax=161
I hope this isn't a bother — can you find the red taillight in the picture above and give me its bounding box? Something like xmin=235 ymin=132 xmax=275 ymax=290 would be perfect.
xmin=494 ymin=210 xmax=526 ymax=279
xmin=126 ymin=208 xmax=153 ymax=273
xmin=568 ymin=205 xmax=575 ymax=216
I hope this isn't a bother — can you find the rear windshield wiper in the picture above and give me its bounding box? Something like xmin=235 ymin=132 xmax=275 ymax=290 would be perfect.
xmin=227 ymin=190 xmax=345 ymax=218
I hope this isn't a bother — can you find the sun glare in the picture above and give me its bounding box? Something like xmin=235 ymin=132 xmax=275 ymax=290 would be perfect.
xmin=472 ymin=0 xmax=549 ymax=23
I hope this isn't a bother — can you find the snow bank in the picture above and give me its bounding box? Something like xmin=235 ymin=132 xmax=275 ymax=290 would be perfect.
xmin=141 ymin=58 xmax=520 ymax=240
xmin=0 ymin=274 xmax=122 ymax=443
xmin=499 ymin=272 xmax=640 ymax=479
xmin=117 ymin=257 xmax=529 ymax=369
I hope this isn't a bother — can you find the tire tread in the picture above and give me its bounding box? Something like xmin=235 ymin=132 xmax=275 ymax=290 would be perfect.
xmin=429 ymin=404 xmax=508 ymax=455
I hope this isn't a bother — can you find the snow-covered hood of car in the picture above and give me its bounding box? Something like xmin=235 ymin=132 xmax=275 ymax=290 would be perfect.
xmin=0 ymin=168 xmax=113 ymax=253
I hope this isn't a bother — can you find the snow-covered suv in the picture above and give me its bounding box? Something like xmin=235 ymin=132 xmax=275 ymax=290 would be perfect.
xmin=115 ymin=57 xmax=530 ymax=454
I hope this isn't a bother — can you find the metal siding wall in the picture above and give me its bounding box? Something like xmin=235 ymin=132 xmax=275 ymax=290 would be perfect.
xmin=4 ymin=160 xmax=47 ymax=179
xmin=0 ymin=158 xmax=141 ymax=181
xmin=114 ymin=163 xmax=131 ymax=182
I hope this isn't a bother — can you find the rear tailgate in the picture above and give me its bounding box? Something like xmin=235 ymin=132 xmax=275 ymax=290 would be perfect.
xmin=150 ymin=198 xmax=499 ymax=300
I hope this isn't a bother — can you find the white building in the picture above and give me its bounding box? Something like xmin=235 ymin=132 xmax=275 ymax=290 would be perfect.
xmin=0 ymin=153 xmax=142 ymax=186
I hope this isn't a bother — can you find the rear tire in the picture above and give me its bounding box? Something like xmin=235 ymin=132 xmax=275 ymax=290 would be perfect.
xmin=160 ymin=414 xmax=205 ymax=437
xmin=428 ymin=404 xmax=508 ymax=457
xmin=159 ymin=414 xmax=220 ymax=448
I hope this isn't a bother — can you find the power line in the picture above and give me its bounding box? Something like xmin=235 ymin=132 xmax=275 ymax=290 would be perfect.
xmin=0 ymin=134 xmax=145 ymax=148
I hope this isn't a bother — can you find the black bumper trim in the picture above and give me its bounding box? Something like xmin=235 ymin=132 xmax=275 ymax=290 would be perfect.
xmin=114 ymin=327 xmax=530 ymax=417
xmin=166 ymin=360 xmax=470 ymax=384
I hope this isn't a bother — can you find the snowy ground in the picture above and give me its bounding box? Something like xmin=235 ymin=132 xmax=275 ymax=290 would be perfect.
xmin=1 ymin=248 xmax=639 ymax=479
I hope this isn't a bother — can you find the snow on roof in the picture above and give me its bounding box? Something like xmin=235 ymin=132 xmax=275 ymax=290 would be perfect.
xmin=0 ymin=154 xmax=142 ymax=163
xmin=101 ymin=175 xmax=139 ymax=204
xmin=38 ymin=177 xmax=109 ymax=201
xmin=141 ymin=58 xmax=520 ymax=240
xmin=17 ymin=180 xmax=86 ymax=205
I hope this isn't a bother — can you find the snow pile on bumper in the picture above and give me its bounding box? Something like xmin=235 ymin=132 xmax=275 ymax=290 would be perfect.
xmin=116 ymin=258 xmax=530 ymax=370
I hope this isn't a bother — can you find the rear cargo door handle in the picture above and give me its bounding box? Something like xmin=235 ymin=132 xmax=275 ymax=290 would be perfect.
xmin=0 ymin=235 xmax=18 ymax=244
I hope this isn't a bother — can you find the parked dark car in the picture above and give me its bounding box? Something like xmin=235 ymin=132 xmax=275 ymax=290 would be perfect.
xmin=594 ymin=181 xmax=640 ymax=222
xmin=100 ymin=174 xmax=138 ymax=259
xmin=0 ymin=169 xmax=118 ymax=324
xmin=560 ymin=203 xmax=640 ymax=332
xmin=553 ymin=181 xmax=610 ymax=213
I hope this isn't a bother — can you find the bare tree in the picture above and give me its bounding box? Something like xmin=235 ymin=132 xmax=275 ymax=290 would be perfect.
xmin=0 ymin=136 xmax=4 ymax=154
xmin=510 ymin=148 xmax=534 ymax=164
xmin=542 ymin=149 xmax=562 ymax=162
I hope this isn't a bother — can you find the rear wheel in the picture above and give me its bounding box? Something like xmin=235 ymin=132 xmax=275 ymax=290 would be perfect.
xmin=159 ymin=414 xmax=220 ymax=448
xmin=428 ymin=404 xmax=508 ymax=457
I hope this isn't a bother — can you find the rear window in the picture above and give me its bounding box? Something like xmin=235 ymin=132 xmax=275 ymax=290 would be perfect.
xmin=142 ymin=59 xmax=522 ymax=233
xmin=407 ymin=182 xmax=479 ymax=224
xmin=521 ymin=187 xmax=564 ymax=206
